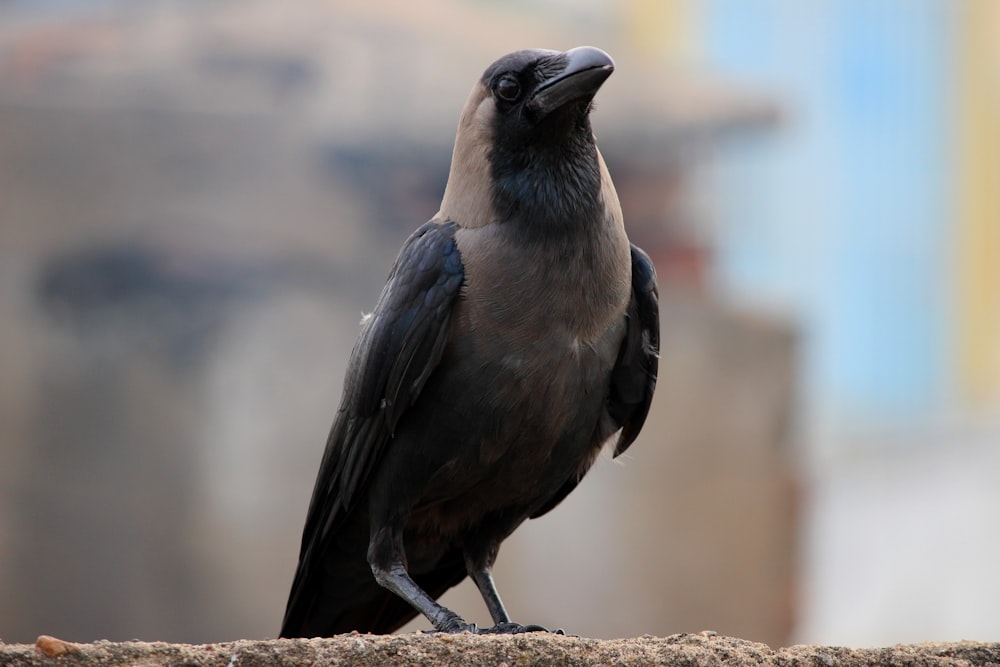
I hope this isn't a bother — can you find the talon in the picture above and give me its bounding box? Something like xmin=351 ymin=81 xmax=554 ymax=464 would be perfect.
xmin=481 ymin=622 xmax=561 ymax=635
xmin=518 ymin=624 xmax=549 ymax=633
xmin=481 ymin=622 xmax=519 ymax=634
xmin=433 ymin=610 xmax=477 ymax=633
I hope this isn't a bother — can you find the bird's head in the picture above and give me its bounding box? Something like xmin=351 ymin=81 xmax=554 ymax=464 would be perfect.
xmin=480 ymin=46 xmax=614 ymax=146
xmin=438 ymin=46 xmax=616 ymax=230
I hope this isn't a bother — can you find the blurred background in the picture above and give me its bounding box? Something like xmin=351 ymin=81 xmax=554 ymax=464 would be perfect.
xmin=1 ymin=0 xmax=998 ymax=649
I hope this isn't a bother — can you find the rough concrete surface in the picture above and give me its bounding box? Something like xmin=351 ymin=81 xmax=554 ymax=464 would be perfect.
xmin=2 ymin=633 xmax=998 ymax=667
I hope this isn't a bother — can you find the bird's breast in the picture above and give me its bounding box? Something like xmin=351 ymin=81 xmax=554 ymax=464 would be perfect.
xmin=428 ymin=219 xmax=631 ymax=478
xmin=453 ymin=214 xmax=631 ymax=347
xmin=395 ymin=214 xmax=631 ymax=536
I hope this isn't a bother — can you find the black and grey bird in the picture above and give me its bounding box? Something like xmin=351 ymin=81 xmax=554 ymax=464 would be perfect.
xmin=280 ymin=45 xmax=659 ymax=637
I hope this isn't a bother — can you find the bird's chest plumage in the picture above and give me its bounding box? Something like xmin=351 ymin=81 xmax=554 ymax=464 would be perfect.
xmin=398 ymin=220 xmax=631 ymax=535
xmin=456 ymin=222 xmax=629 ymax=412
xmin=454 ymin=217 xmax=631 ymax=349
xmin=403 ymin=328 xmax=617 ymax=549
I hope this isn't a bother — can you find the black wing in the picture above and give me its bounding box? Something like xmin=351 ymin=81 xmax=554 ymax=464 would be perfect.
xmin=610 ymin=242 xmax=660 ymax=457
xmin=281 ymin=220 xmax=464 ymax=637
xmin=529 ymin=243 xmax=658 ymax=521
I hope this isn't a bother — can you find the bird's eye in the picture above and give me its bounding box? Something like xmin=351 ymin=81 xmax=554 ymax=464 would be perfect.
xmin=495 ymin=76 xmax=521 ymax=102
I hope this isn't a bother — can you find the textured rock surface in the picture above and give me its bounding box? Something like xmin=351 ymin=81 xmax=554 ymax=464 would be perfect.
xmin=3 ymin=633 xmax=998 ymax=667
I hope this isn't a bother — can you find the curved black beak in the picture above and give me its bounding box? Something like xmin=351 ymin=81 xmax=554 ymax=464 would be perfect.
xmin=527 ymin=46 xmax=615 ymax=116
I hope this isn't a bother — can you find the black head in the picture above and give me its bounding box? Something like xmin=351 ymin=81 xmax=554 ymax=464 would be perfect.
xmin=480 ymin=46 xmax=614 ymax=146
xmin=438 ymin=47 xmax=617 ymax=233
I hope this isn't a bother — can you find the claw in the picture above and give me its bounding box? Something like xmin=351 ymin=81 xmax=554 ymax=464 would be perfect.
xmin=480 ymin=622 xmax=565 ymax=635
xmin=431 ymin=609 xmax=478 ymax=634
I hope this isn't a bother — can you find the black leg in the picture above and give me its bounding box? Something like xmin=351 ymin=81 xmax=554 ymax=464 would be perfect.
xmin=371 ymin=561 xmax=476 ymax=633
xmin=464 ymin=542 xmax=564 ymax=635
xmin=467 ymin=564 xmax=511 ymax=626
xmin=368 ymin=524 xmax=476 ymax=633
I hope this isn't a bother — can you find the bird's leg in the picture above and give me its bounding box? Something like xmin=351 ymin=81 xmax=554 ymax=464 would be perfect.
xmin=467 ymin=563 xmax=511 ymax=626
xmin=368 ymin=528 xmax=476 ymax=633
xmin=464 ymin=543 xmax=564 ymax=635
xmin=370 ymin=562 xmax=475 ymax=632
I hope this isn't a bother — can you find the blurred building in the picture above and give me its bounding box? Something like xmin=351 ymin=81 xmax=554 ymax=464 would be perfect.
xmin=1 ymin=0 xmax=996 ymax=651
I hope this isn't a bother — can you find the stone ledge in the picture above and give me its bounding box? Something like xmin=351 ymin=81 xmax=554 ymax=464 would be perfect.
xmin=2 ymin=633 xmax=998 ymax=667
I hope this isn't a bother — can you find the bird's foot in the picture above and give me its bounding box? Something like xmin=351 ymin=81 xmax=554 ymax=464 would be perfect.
xmin=479 ymin=622 xmax=566 ymax=635
xmin=429 ymin=609 xmax=478 ymax=634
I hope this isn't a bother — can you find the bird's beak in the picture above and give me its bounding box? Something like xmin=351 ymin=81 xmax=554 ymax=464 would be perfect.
xmin=527 ymin=46 xmax=614 ymax=117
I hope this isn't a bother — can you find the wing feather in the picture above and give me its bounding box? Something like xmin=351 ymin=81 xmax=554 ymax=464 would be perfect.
xmin=611 ymin=243 xmax=660 ymax=457
xmin=281 ymin=220 xmax=464 ymax=638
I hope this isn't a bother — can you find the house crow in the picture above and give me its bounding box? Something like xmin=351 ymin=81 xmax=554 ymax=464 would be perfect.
xmin=280 ymin=46 xmax=659 ymax=637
